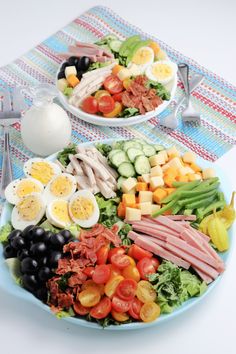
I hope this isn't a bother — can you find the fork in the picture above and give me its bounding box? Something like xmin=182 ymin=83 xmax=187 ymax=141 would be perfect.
xmin=178 ymin=63 xmax=201 ymax=123
xmin=0 ymin=88 xmax=24 ymax=198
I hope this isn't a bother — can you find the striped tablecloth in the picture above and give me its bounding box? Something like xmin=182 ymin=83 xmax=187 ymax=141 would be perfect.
xmin=0 ymin=5 xmax=236 ymax=189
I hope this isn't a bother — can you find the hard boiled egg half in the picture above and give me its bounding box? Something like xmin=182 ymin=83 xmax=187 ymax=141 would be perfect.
xmin=5 ymin=178 xmax=44 ymax=205
xmin=24 ymin=158 xmax=61 ymax=186
xmin=43 ymin=173 xmax=77 ymax=203
xmin=46 ymin=199 xmax=72 ymax=229
xmin=69 ymin=190 xmax=99 ymax=228
xmin=145 ymin=60 xmax=177 ymax=85
xmin=11 ymin=193 xmax=46 ymax=230
xmin=128 ymin=46 xmax=154 ymax=74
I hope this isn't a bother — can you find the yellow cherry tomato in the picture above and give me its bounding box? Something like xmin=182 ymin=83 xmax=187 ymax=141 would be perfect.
xmin=94 ymin=90 xmax=110 ymax=100
xmin=111 ymin=310 xmax=129 ymax=322
xmin=126 ymin=256 xmax=136 ymax=266
xmin=123 ymin=78 xmax=132 ymax=90
xmin=140 ymin=302 xmax=161 ymax=322
xmin=136 ymin=280 xmax=157 ymax=303
xmin=112 ymin=64 xmax=123 ymax=76
xmin=148 ymin=41 xmax=160 ymax=57
xmin=81 ymin=279 xmax=104 ymax=295
xmin=78 ymin=288 xmax=101 ymax=307
xmin=122 ymin=265 xmax=140 ymax=282
xmin=104 ymin=275 xmax=124 ymax=298
xmin=103 ymin=102 xmax=122 ymax=118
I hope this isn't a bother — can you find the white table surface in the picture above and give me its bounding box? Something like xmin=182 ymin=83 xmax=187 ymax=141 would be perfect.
xmin=0 ymin=1 xmax=235 ymax=353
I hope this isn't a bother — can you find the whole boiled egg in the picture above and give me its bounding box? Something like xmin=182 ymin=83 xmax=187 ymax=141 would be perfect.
xmin=5 ymin=178 xmax=44 ymax=205
xmin=46 ymin=199 xmax=72 ymax=228
xmin=68 ymin=190 xmax=99 ymax=228
xmin=43 ymin=173 xmax=77 ymax=203
xmin=23 ymin=158 xmax=61 ymax=186
xmin=11 ymin=193 xmax=46 ymax=230
xmin=129 ymin=46 xmax=154 ymax=73
xmin=145 ymin=60 xmax=177 ymax=84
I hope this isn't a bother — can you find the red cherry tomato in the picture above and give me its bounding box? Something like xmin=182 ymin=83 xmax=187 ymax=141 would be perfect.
xmin=108 ymin=247 xmax=125 ymax=263
xmin=128 ymin=297 xmax=143 ymax=320
xmin=96 ymin=245 xmax=109 ymax=265
xmin=150 ymin=257 xmax=160 ymax=270
xmin=92 ymin=264 xmax=111 ymax=284
xmin=82 ymin=96 xmax=98 ymax=114
xmin=128 ymin=244 xmax=153 ymax=261
xmin=90 ymin=297 xmax=112 ymax=319
xmin=111 ymin=254 xmax=131 ymax=269
xmin=73 ymin=302 xmax=90 ymax=316
xmin=112 ymin=295 xmax=131 ymax=313
xmin=112 ymin=92 xmax=123 ymax=102
xmin=83 ymin=266 xmax=95 ymax=278
xmin=98 ymin=95 xmax=115 ymax=114
xmin=137 ymin=257 xmax=156 ymax=280
xmin=103 ymin=75 xmax=123 ymax=94
xmin=116 ymin=279 xmax=137 ymax=301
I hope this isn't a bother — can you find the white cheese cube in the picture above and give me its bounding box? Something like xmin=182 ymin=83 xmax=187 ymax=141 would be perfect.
xmin=127 ymin=187 xmax=136 ymax=195
xmin=151 ymin=204 xmax=161 ymax=214
xmin=149 ymin=154 xmax=166 ymax=167
xmin=183 ymin=151 xmax=196 ymax=164
xmin=167 ymin=146 xmax=180 ymax=157
xmin=158 ymin=150 xmax=168 ymax=162
xmin=117 ymin=68 xmax=131 ymax=81
xmin=57 ymin=78 xmax=68 ymax=92
xmin=138 ymin=202 xmax=152 ymax=215
xmin=162 ymin=157 xmax=183 ymax=172
xmin=141 ymin=174 xmax=151 ymax=183
xmin=150 ymin=165 xmax=163 ymax=177
xmin=125 ymin=207 xmax=141 ymax=221
xmin=122 ymin=177 xmax=137 ymax=193
xmin=202 ymin=168 xmax=216 ymax=180
xmin=178 ymin=166 xmax=195 ymax=176
xmin=150 ymin=176 xmax=164 ymax=190
xmin=65 ymin=65 xmax=77 ymax=79
xmin=139 ymin=191 xmax=153 ymax=203
xmin=193 ymin=174 xmax=202 ymax=181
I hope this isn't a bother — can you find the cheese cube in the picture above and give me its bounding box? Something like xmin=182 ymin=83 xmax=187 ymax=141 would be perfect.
xmin=57 ymin=78 xmax=68 ymax=92
xmin=141 ymin=174 xmax=151 ymax=183
xmin=149 ymin=154 xmax=166 ymax=166
xmin=162 ymin=157 xmax=183 ymax=172
xmin=127 ymin=187 xmax=136 ymax=195
xmin=139 ymin=191 xmax=153 ymax=203
xmin=138 ymin=202 xmax=152 ymax=215
xmin=202 ymin=168 xmax=216 ymax=180
xmin=178 ymin=166 xmax=195 ymax=176
xmin=122 ymin=177 xmax=137 ymax=193
xmin=167 ymin=146 xmax=180 ymax=158
xmin=117 ymin=68 xmax=131 ymax=81
xmin=194 ymin=174 xmax=202 ymax=181
xmin=65 ymin=65 xmax=77 ymax=79
xmin=183 ymin=151 xmax=196 ymax=164
xmin=125 ymin=207 xmax=141 ymax=221
xmin=150 ymin=176 xmax=164 ymax=190
xmin=151 ymin=204 xmax=161 ymax=214
xmin=150 ymin=165 xmax=163 ymax=177
xmin=158 ymin=150 xmax=168 ymax=162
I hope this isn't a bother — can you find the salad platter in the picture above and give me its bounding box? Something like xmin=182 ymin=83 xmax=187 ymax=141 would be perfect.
xmin=0 ymin=138 xmax=234 ymax=330
xmin=56 ymin=34 xmax=177 ymax=126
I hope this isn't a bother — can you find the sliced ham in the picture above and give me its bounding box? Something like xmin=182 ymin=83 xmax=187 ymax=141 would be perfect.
xmin=193 ymin=268 xmax=213 ymax=284
xmin=166 ymin=215 xmax=197 ymax=221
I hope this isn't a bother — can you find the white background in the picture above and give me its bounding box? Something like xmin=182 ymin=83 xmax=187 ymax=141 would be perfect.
xmin=0 ymin=1 xmax=236 ymax=354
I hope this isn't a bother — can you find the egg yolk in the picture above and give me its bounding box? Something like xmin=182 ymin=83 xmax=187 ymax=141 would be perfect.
xmin=17 ymin=195 xmax=42 ymax=221
xmin=132 ymin=48 xmax=153 ymax=65
xmin=16 ymin=180 xmax=41 ymax=198
xmin=30 ymin=162 xmax=54 ymax=184
xmin=152 ymin=63 xmax=173 ymax=80
xmin=51 ymin=200 xmax=71 ymax=223
xmin=70 ymin=197 xmax=94 ymax=220
xmin=50 ymin=176 xmax=73 ymax=197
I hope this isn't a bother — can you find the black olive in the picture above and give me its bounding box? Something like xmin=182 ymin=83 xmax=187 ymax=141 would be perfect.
xmin=38 ymin=266 xmax=52 ymax=281
xmin=8 ymin=229 xmax=22 ymax=244
xmin=79 ymin=56 xmax=91 ymax=71
xmin=35 ymin=287 xmax=48 ymax=303
xmin=31 ymin=227 xmax=45 ymax=243
xmin=22 ymin=274 xmax=39 ymax=291
xmin=30 ymin=242 xmax=47 ymax=258
xmin=38 ymin=256 xmax=48 ymax=267
xmin=11 ymin=236 xmax=25 ymax=250
xmin=21 ymin=257 xmax=38 ymax=274
xmin=42 ymin=231 xmax=53 ymax=244
xmin=76 ymin=70 xmax=83 ymax=80
xmin=61 ymin=62 xmax=69 ymax=71
xmin=48 ymin=251 xmax=62 ymax=268
xmin=68 ymin=56 xmax=80 ymax=66
xmin=50 ymin=233 xmax=65 ymax=250
xmin=3 ymin=244 xmax=17 ymax=259
xmin=17 ymin=248 xmax=30 ymax=261
xmin=60 ymin=229 xmax=72 ymax=242
xmin=22 ymin=225 xmax=35 ymax=241
xmin=57 ymin=71 xmax=65 ymax=80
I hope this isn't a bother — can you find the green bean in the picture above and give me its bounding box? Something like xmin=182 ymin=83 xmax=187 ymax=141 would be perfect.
xmin=172 ymin=181 xmax=189 ymax=187
xmin=177 ymin=182 xmax=219 ymax=199
xmin=183 ymin=209 xmax=193 ymax=216
xmin=192 ymin=177 xmax=219 ymax=191
xmin=162 ymin=180 xmax=201 ymax=204
xmin=184 ymin=195 xmax=216 ymax=209
xmin=177 ymin=190 xmax=217 ymax=206
xmin=171 ymin=203 xmax=183 ymax=215
xmin=152 ymin=198 xmax=178 ymax=217
xmin=217 ymin=191 xmax=225 ymax=203
xmin=201 ymin=200 xmax=226 ymax=218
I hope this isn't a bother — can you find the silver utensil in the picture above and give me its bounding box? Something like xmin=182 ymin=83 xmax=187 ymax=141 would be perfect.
xmin=160 ymin=74 xmax=204 ymax=129
xmin=0 ymin=88 xmax=24 ymax=198
xmin=178 ymin=63 xmax=201 ymax=123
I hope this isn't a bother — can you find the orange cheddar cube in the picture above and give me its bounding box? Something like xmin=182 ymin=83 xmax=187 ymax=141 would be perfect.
xmin=153 ymin=188 xmax=168 ymax=204
xmin=136 ymin=182 xmax=148 ymax=192
xmin=67 ymin=74 xmax=80 ymax=88
xmin=122 ymin=194 xmax=136 ymax=206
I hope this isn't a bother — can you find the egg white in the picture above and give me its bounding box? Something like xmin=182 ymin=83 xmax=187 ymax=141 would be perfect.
xmin=46 ymin=199 xmax=72 ymax=229
xmin=5 ymin=178 xmax=44 ymax=205
xmin=23 ymin=158 xmax=62 ymax=186
xmin=43 ymin=173 xmax=77 ymax=203
xmin=145 ymin=60 xmax=177 ymax=84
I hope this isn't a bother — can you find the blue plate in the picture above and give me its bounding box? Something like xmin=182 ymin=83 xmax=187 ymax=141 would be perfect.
xmin=0 ymin=140 xmax=233 ymax=330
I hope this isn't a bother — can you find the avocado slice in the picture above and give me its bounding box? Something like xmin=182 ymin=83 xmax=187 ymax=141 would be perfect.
xmin=119 ymin=35 xmax=141 ymax=57
xmin=126 ymin=39 xmax=151 ymax=65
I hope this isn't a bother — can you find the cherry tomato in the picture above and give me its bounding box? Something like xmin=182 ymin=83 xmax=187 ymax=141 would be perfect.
xmin=78 ymin=288 xmax=101 ymax=307
xmin=116 ymin=279 xmax=137 ymax=301
xmin=73 ymin=302 xmax=90 ymax=316
xmin=83 ymin=266 xmax=95 ymax=278
xmin=96 ymin=245 xmax=109 ymax=265
xmin=140 ymin=302 xmax=161 ymax=323
xmin=150 ymin=257 xmax=160 ymax=270
xmin=123 ymin=78 xmax=132 ymax=90
xmin=103 ymin=102 xmax=122 ymax=118
xmin=128 ymin=297 xmax=143 ymax=320
xmin=128 ymin=244 xmax=153 ymax=261
xmin=94 ymin=90 xmax=110 ymax=100
xmin=122 ymin=265 xmax=140 ymax=282
xmin=98 ymin=95 xmax=115 ymax=114
xmin=103 ymin=75 xmax=123 ymax=94
xmin=81 ymin=279 xmax=104 ymax=295
xmin=111 ymin=254 xmax=131 ymax=269
xmin=92 ymin=264 xmax=111 ymax=284
xmin=137 ymin=257 xmax=156 ymax=280
xmin=111 ymin=310 xmax=129 ymax=322
xmin=126 ymin=256 xmax=136 ymax=266
xmin=136 ymin=281 xmax=157 ymax=303
xmin=82 ymin=96 xmax=98 ymax=114
xmin=104 ymin=275 xmax=124 ymax=298
xmin=108 ymin=247 xmax=125 ymax=263
xmin=112 ymin=295 xmax=131 ymax=313
xmin=112 ymin=92 xmax=123 ymax=102
xmin=109 ymin=264 xmax=122 ymax=278
xmin=90 ymin=297 xmax=112 ymax=319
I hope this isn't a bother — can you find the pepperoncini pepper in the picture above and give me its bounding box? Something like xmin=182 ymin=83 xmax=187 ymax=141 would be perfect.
xmin=207 ymin=210 xmax=229 ymax=252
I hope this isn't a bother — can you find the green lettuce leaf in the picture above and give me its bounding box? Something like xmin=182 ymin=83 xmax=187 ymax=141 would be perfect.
xmin=95 ymin=143 xmax=112 ymax=157
xmin=56 ymin=307 xmax=75 ymax=319
xmin=57 ymin=144 xmax=77 ymax=167
xmin=0 ymin=223 xmax=12 ymax=243
xmin=119 ymin=108 xmax=139 ymax=118
xmin=146 ymin=80 xmax=170 ymax=101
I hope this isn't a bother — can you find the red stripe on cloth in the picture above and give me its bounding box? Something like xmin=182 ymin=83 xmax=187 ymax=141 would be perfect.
xmin=74 ymin=18 xmax=104 ymax=38
xmin=37 ymin=44 xmax=62 ymax=64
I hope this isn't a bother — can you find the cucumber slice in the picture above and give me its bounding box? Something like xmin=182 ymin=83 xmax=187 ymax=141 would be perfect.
xmin=118 ymin=162 xmax=135 ymax=178
xmin=108 ymin=149 xmax=123 ymax=160
xmin=134 ymin=156 xmax=151 ymax=175
xmin=126 ymin=148 xmax=144 ymax=162
xmin=111 ymin=151 xmax=129 ymax=167
xmin=112 ymin=141 xmax=125 ymax=149
xmin=154 ymin=144 xmax=164 ymax=152
xmin=103 ymin=34 xmax=118 ymax=42
xmin=142 ymin=144 xmax=156 ymax=157
xmin=123 ymin=141 xmax=142 ymax=152
xmin=133 ymin=139 xmax=148 ymax=146
xmin=109 ymin=40 xmax=122 ymax=53
xmin=117 ymin=176 xmax=127 ymax=190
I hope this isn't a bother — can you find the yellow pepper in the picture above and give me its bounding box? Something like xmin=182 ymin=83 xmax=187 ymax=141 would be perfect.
xmin=208 ymin=210 xmax=229 ymax=252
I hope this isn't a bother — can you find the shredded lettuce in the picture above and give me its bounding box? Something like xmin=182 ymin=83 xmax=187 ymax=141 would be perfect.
xmin=95 ymin=143 xmax=112 ymax=157
xmin=40 ymin=220 xmax=79 ymax=238
xmin=119 ymin=107 xmax=139 ymax=118
xmin=56 ymin=307 xmax=75 ymax=319
xmin=96 ymin=194 xmax=120 ymax=228
xmin=88 ymin=61 xmax=111 ymax=71
xmin=0 ymin=223 xmax=12 ymax=243
xmin=63 ymin=87 xmax=73 ymax=97
xmin=149 ymin=261 xmax=207 ymax=314
xmin=57 ymin=144 xmax=77 ymax=167
xmin=146 ymin=80 xmax=171 ymax=101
